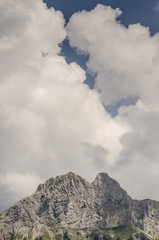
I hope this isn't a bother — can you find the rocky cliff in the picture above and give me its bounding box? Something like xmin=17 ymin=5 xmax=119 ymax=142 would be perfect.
xmin=0 ymin=172 xmax=159 ymax=239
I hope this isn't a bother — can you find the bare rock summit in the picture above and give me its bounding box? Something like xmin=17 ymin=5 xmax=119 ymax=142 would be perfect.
xmin=0 ymin=172 xmax=159 ymax=239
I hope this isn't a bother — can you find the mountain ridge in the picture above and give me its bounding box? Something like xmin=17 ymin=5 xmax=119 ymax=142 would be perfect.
xmin=0 ymin=172 xmax=159 ymax=239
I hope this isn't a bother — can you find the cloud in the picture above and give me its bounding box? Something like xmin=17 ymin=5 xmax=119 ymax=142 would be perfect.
xmin=154 ymin=2 xmax=159 ymax=12
xmin=0 ymin=0 xmax=126 ymax=210
xmin=0 ymin=172 xmax=44 ymax=210
xmin=67 ymin=4 xmax=159 ymax=108
xmin=0 ymin=0 xmax=66 ymax=80
xmin=2 ymin=0 xmax=159 ymax=211
xmin=67 ymin=4 xmax=159 ymax=200
xmin=82 ymin=143 xmax=108 ymax=169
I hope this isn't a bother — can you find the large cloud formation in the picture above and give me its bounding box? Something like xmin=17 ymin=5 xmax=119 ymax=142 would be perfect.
xmin=67 ymin=4 xmax=159 ymax=107
xmin=0 ymin=0 xmax=126 ymax=210
xmin=67 ymin=4 xmax=159 ymax=200
xmin=1 ymin=1 xmax=159 ymax=211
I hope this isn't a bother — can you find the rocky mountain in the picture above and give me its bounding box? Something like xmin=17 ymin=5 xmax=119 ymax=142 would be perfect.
xmin=0 ymin=172 xmax=159 ymax=239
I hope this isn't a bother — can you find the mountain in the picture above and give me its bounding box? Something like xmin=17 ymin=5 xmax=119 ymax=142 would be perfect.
xmin=0 ymin=172 xmax=159 ymax=239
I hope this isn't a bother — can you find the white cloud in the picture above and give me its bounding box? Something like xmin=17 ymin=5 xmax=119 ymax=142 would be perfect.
xmin=67 ymin=4 xmax=159 ymax=108
xmin=0 ymin=0 xmax=127 ymax=210
xmin=67 ymin=4 xmax=159 ymax=201
xmin=154 ymin=2 xmax=159 ymax=13
xmin=111 ymin=101 xmax=159 ymax=200
xmin=0 ymin=0 xmax=66 ymax=79
xmin=0 ymin=172 xmax=44 ymax=209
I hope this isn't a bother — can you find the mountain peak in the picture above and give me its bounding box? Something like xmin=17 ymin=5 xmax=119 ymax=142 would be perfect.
xmin=56 ymin=171 xmax=77 ymax=179
xmin=1 ymin=172 xmax=159 ymax=238
xmin=94 ymin=172 xmax=110 ymax=182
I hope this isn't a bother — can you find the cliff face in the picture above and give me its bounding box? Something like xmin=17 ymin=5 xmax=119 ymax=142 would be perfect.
xmin=0 ymin=172 xmax=159 ymax=238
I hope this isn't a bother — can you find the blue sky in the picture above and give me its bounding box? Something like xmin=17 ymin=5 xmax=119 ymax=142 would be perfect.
xmin=44 ymin=0 xmax=159 ymax=34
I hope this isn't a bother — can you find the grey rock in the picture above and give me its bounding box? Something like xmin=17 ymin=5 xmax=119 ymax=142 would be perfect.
xmin=0 ymin=172 xmax=159 ymax=238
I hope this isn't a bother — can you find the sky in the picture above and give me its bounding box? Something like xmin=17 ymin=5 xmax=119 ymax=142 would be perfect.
xmin=1 ymin=0 xmax=159 ymax=211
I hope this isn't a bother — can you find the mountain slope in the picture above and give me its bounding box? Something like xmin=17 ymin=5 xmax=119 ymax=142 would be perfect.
xmin=0 ymin=172 xmax=159 ymax=239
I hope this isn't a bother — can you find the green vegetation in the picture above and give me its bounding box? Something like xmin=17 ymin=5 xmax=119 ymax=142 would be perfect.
xmin=35 ymin=236 xmax=43 ymax=240
xmin=104 ymin=225 xmax=136 ymax=239
xmin=79 ymin=202 xmax=86 ymax=209
xmin=134 ymin=233 xmax=149 ymax=240
xmin=15 ymin=234 xmax=24 ymax=240
xmin=35 ymin=231 xmax=51 ymax=240
xmin=0 ymin=212 xmax=3 ymax=220
xmin=47 ymin=223 xmax=57 ymax=228
xmin=27 ymin=229 xmax=33 ymax=240
xmin=55 ymin=234 xmax=63 ymax=240
xmin=63 ymin=231 xmax=71 ymax=240
xmin=9 ymin=234 xmax=15 ymax=240
xmin=72 ymin=225 xmax=154 ymax=240
xmin=4 ymin=225 xmax=156 ymax=240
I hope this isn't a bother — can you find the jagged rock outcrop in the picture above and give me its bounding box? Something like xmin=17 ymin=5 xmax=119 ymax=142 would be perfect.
xmin=0 ymin=172 xmax=159 ymax=239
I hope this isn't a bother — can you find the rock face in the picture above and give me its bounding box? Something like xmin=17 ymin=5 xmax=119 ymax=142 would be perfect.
xmin=0 ymin=172 xmax=159 ymax=238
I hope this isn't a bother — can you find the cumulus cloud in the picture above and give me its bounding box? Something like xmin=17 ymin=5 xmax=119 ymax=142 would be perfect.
xmin=154 ymin=2 xmax=159 ymax=12
xmin=0 ymin=0 xmax=126 ymax=210
xmin=67 ymin=4 xmax=159 ymax=200
xmin=67 ymin=4 xmax=159 ymax=108
xmin=112 ymin=101 xmax=159 ymax=199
